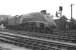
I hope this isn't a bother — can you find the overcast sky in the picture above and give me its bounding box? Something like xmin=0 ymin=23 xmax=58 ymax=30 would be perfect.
xmin=0 ymin=0 xmax=76 ymax=19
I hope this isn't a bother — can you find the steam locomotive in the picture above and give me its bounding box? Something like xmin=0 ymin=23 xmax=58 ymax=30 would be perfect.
xmin=2 ymin=12 xmax=56 ymax=34
xmin=1 ymin=12 xmax=76 ymax=34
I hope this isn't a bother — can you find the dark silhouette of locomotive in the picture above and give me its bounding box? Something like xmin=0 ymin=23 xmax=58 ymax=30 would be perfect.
xmin=3 ymin=10 xmax=56 ymax=33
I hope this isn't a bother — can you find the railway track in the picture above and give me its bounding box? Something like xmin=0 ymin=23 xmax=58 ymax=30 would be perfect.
xmin=0 ymin=31 xmax=76 ymax=50
xmin=1 ymin=29 xmax=76 ymax=43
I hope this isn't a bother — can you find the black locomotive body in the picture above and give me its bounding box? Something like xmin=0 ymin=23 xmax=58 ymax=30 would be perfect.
xmin=1 ymin=12 xmax=76 ymax=34
xmin=4 ymin=12 xmax=56 ymax=33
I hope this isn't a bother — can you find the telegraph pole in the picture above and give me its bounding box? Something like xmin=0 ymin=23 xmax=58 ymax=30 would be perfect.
xmin=71 ymin=4 xmax=74 ymax=20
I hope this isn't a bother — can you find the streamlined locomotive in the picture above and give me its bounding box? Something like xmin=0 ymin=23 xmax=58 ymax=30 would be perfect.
xmin=4 ymin=12 xmax=56 ymax=33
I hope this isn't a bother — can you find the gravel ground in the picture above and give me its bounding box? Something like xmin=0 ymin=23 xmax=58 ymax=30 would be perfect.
xmin=0 ymin=42 xmax=32 ymax=50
